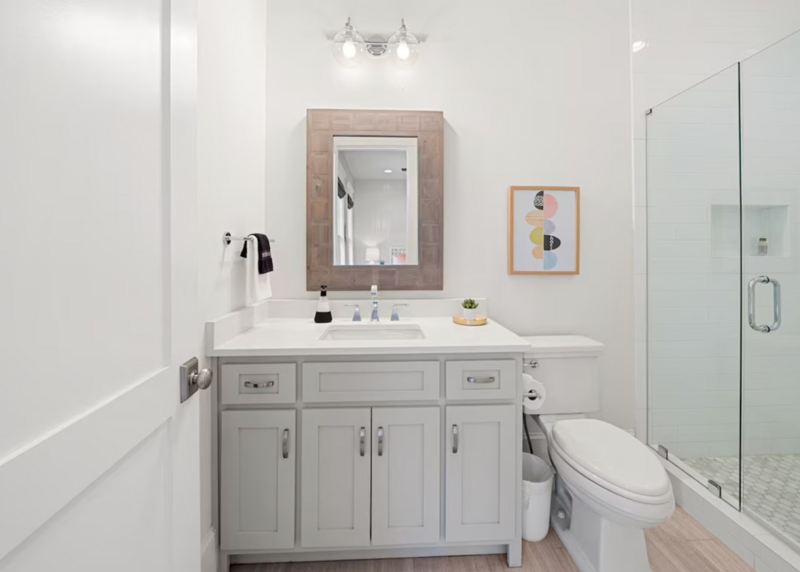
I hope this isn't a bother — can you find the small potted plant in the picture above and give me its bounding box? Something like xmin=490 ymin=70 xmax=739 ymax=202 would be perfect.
xmin=462 ymin=298 xmax=479 ymax=322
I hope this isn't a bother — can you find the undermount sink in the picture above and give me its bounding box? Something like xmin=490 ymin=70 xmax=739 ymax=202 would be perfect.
xmin=319 ymin=323 xmax=426 ymax=341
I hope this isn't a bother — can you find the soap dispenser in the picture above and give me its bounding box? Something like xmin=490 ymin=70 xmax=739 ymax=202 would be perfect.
xmin=314 ymin=285 xmax=333 ymax=323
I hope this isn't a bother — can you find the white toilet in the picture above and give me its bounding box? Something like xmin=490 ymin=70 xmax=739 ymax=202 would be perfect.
xmin=523 ymin=336 xmax=674 ymax=572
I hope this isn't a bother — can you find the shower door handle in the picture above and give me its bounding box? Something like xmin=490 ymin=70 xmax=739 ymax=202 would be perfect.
xmin=748 ymin=276 xmax=781 ymax=333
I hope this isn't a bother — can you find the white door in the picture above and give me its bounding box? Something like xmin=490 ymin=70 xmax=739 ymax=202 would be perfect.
xmin=372 ymin=407 xmax=440 ymax=546
xmin=0 ymin=0 xmax=203 ymax=570
xmin=221 ymin=411 xmax=295 ymax=551
xmin=445 ymin=405 xmax=517 ymax=542
xmin=301 ymin=408 xmax=371 ymax=548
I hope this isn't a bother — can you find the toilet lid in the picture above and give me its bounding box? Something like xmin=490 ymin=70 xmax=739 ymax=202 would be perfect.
xmin=552 ymin=419 xmax=671 ymax=498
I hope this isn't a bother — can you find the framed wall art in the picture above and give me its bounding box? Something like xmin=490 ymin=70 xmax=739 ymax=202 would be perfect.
xmin=508 ymin=186 xmax=580 ymax=275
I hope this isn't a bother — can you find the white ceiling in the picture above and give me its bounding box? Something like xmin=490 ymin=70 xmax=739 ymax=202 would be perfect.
xmin=341 ymin=149 xmax=407 ymax=181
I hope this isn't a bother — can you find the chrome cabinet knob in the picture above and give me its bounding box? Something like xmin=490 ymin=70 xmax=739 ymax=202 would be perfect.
xmin=190 ymin=368 xmax=213 ymax=390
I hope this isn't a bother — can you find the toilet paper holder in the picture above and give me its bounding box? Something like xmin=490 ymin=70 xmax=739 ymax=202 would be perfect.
xmin=524 ymin=359 xmax=540 ymax=368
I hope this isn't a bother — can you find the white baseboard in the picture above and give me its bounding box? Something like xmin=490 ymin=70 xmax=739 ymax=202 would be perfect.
xmin=202 ymin=528 xmax=217 ymax=572
xmin=662 ymin=458 xmax=800 ymax=572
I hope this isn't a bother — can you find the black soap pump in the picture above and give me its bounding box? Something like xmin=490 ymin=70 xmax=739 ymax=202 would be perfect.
xmin=314 ymin=285 xmax=333 ymax=323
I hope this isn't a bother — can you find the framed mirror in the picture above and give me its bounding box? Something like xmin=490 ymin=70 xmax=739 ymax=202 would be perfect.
xmin=307 ymin=109 xmax=443 ymax=291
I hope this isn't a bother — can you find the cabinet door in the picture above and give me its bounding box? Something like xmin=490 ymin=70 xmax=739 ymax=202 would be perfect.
xmin=445 ymin=405 xmax=516 ymax=542
xmin=372 ymin=407 xmax=440 ymax=546
xmin=220 ymin=410 xmax=296 ymax=550
xmin=301 ymin=408 xmax=371 ymax=547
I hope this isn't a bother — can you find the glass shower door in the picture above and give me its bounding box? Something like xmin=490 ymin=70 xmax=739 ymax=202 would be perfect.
xmin=646 ymin=64 xmax=742 ymax=508
xmin=741 ymin=30 xmax=800 ymax=548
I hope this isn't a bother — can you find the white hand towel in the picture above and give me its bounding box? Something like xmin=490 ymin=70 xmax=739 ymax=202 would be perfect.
xmin=245 ymin=236 xmax=272 ymax=306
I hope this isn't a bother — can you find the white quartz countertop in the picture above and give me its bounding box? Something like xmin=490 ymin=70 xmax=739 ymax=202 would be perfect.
xmin=208 ymin=317 xmax=531 ymax=357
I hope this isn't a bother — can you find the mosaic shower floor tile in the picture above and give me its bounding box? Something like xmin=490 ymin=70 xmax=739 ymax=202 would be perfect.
xmin=684 ymin=454 xmax=800 ymax=545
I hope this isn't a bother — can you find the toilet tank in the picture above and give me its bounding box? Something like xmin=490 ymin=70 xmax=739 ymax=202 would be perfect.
xmin=523 ymin=335 xmax=604 ymax=415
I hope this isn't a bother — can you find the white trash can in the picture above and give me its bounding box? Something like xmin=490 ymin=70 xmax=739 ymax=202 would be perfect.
xmin=522 ymin=453 xmax=554 ymax=542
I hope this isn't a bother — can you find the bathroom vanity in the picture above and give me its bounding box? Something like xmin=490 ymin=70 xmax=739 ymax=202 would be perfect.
xmin=208 ymin=314 xmax=530 ymax=570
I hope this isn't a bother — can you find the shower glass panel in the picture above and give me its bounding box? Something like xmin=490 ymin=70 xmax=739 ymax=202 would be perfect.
xmin=741 ymin=30 xmax=800 ymax=547
xmin=646 ymin=64 xmax=742 ymax=509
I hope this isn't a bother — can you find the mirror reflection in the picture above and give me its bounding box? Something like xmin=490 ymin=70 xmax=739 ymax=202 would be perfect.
xmin=333 ymin=136 xmax=419 ymax=266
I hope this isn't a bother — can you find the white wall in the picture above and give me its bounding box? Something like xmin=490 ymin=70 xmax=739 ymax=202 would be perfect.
xmin=631 ymin=0 xmax=800 ymax=452
xmin=351 ymin=179 xmax=407 ymax=264
xmin=265 ymin=0 xmax=634 ymax=429
xmin=197 ymin=0 xmax=266 ymax=547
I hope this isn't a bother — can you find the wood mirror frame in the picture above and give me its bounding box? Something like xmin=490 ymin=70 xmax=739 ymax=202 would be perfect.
xmin=306 ymin=109 xmax=444 ymax=291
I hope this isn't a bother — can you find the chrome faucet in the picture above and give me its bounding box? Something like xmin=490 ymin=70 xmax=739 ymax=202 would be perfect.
xmin=391 ymin=303 xmax=408 ymax=321
xmin=345 ymin=303 xmax=361 ymax=322
xmin=370 ymin=285 xmax=379 ymax=322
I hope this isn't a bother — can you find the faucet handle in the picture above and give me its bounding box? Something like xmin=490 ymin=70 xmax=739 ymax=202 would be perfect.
xmin=345 ymin=303 xmax=361 ymax=322
xmin=391 ymin=303 xmax=409 ymax=322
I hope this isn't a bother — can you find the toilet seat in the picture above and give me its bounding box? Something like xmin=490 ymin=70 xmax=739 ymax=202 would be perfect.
xmin=551 ymin=419 xmax=672 ymax=504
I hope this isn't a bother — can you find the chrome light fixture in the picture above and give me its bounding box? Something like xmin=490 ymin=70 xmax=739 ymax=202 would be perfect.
xmin=331 ymin=17 xmax=366 ymax=68
xmin=387 ymin=19 xmax=420 ymax=68
xmin=332 ymin=18 xmax=420 ymax=68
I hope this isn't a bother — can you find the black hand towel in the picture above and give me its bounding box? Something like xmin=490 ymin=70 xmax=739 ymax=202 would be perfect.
xmin=240 ymin=233 xmax=274 ymax=275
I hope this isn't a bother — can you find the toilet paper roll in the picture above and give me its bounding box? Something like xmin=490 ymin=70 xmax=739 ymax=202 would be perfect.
xmin=522 ymin=373 xmax=546 ymax=413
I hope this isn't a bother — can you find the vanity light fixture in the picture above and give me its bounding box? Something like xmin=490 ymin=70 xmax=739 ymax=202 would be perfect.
xmin=331 ymin=17 xmax=366 ymax=68
xmin=332 ymin=18 xmax=421 ymax=68
xmin=384 ymin=169 xmax=393 ymax=173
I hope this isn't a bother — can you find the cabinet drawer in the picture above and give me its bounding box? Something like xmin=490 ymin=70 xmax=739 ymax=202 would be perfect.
xmin=445 ymin=360 xmax=517 ymax=400
xmin=221 ymin=364 xmax=296 ymax=405
xmin=303 ymin=362 xmax=439 ymax=403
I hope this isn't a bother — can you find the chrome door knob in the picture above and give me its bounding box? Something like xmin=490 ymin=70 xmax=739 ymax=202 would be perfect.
xmin=190 ymin=368 xmax=213 ymax=390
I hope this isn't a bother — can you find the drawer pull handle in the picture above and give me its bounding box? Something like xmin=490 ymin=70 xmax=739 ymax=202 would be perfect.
xmin=282 ymin=429 xmax=289 ymax=459
xmin=452 ymin=425 xmax=459 ymax=454
xmin=377 ymin=427 xmax=384 ymax=457
xmin=466 ymin=376 xmax=495 ymax=384
xmin=244 ymin=380 xmax=275 ymax=389
xmin=359 ymin=427 xmax=366 ymax=457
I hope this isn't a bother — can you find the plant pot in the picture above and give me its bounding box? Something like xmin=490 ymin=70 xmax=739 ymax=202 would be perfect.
xmin=463 ymin=308 xmax=478 ymax=322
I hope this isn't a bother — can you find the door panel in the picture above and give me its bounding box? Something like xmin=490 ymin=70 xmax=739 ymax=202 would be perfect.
xmin=0 ymin=0 xmax=202 ymax=568
xmin=372 ymin=407 xmax=440 ymax=546
xmin=221 ymin=411 xmax=295 ymax=551
xmin=301 ymin=408 xmax=371 ymax=548
xmin=445 ymin=405 xmax=516 ymax=542
xmin=0 ymin=427 xmax=171 ymax=571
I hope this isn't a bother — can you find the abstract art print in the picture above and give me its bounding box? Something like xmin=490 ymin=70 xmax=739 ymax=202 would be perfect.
xmin=508 ymin=186 xmax=580 ymax=274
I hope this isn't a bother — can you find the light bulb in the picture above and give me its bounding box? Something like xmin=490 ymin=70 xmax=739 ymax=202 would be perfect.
xmin=342 ymin=39 xmax=356 ymax=59
xmin=397 ymin=40 xmax=410 ymax=60
xmin=331 ymin=17 xmax=365 ymax=68
xmin=387 ymin=20 xmax=420 ymax=68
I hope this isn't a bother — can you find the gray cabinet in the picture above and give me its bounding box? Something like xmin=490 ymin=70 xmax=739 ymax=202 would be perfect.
xmin=301 ymin=406 xmax=442 ymax=548
xmin=301 ymin=408 xmax=372 ymax=548
xmin=220 ymin=410 xmax=296 ymax=550
xmin=371 ymin=407 xmax=441 ymax=546
xmin=446 ymin=405 xmax=517 ymax=542
xmin=217 ymin=357 xmax=522 ymax=568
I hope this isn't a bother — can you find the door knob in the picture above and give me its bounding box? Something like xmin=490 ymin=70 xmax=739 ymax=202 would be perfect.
xmin=180 ymin=357 xmax=213 ymax=402
xmin=190 ymin=368 xmax=214 ymax=390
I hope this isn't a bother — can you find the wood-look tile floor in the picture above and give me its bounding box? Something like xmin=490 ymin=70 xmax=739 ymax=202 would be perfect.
xmin=232 ymin=506 xmax=754 ymax=572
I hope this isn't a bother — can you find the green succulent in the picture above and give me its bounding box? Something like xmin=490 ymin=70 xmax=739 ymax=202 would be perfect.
xmin=461 ymin=298 xmax=479 ymax=310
